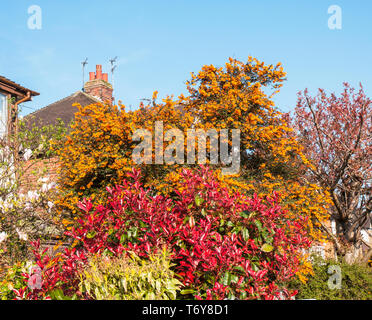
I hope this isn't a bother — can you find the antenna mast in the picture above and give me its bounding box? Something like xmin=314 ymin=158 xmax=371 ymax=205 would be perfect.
xmin=81 ymin=58 xmax=88 ymax=91
xmin=109 ymin=56 xmax=118 ymax=100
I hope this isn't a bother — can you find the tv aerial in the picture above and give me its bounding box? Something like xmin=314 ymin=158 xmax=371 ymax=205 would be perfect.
xmin=81 ymin=57 xmax=88 ymax=91
xmin=109 ymin=56 xmax=118 ymax=100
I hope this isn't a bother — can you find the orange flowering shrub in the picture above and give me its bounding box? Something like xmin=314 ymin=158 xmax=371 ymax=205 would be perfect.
xmin=157 ymin=58 xmax=330 ymax=241
xmin=54 ymin=57 xmax=331 ymax=281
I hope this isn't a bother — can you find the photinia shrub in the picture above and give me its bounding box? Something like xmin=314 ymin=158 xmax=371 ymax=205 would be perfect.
xmin=12 ymin=240 xmax=86 ymax=300
xmin=64 ymin=166 xmax=311 ymax=300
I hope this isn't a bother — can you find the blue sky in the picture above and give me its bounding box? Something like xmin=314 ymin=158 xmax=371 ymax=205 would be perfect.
xmin=0 ymin=0 xmax=371 ymax=116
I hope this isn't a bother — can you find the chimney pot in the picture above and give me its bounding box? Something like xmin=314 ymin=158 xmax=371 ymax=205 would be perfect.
xmin=102 ymin=73 xmax=108 ymax=82
xmin=96 ymin=65 xmax=102 ymax=79
xmin=89 ymin=72 xmax=95 ymax=80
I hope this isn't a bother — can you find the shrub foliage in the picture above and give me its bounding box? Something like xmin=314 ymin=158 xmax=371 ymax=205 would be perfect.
xmin=288 ymin=256 xmax=372 ymax=300
xmin=79 ymin=249 xmax=182 ymax=300
xmin=13 ymin=167 xmax=313 ymax=299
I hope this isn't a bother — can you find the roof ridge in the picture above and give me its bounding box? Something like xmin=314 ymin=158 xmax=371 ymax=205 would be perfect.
xmin=79 ymin=90 xmax=102 ymax=103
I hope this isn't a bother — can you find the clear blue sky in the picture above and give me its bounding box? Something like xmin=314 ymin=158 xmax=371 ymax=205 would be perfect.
xmin=0 ymin=0 xmax=371 ymax=116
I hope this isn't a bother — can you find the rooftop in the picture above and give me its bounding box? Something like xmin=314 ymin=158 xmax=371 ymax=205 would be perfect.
xmin=24 ymin=90 xmax=100 ymax=128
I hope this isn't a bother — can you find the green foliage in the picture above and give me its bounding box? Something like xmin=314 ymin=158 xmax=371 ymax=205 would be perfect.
xmin=78 ymin=248 xmax=183 ymax=300
xmin=48 ymin=289 xmax=78 ymax=300
xmin=18 ymin=118 xmax=67 ymax=158
xmin=0 ymin=261 xmax=29 ymax=300
xmin=288 ymin=255 xmax=372 ymax=300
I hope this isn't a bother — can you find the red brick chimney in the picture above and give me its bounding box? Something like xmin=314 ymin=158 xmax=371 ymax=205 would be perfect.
xmin=83 ymin=64 xmax=113 ymax=103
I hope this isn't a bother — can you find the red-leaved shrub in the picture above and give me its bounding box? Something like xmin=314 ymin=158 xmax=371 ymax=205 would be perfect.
xmin=17 ymin=166 xmax=311 ymax=300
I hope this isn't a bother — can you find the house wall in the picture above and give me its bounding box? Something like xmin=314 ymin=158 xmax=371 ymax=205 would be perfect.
xmin=309 ymin=219 xmax=337 ymax=260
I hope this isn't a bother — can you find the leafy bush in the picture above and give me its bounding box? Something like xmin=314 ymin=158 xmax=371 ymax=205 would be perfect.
xmin=8 ymin=240 xmax=87 ymax=300
xmin=288 ymin=255 xmax=372 ymax=300
xmin=0 ymin=261 xmax=30 ymax=300
xmin=66 ymin=166 xmax=311 ymax=300
xmin=19 ymin=118 xmax=67 ymax=158
xmin=79 ymin=248 xmax=182 ymax=300
xmin=9 ymin=167 xmax=312 ymax=300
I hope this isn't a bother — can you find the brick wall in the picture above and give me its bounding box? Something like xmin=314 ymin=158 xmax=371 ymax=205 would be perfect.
xmin=18 ymin=157 xmax=68 ymax=250
xmin=20 ymin=156 xmax=59 ymax=193
xmin=84 ymin=79 xmax=113 ymax=103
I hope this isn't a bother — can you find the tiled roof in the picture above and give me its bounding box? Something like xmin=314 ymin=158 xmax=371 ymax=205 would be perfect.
xmin=24 ymin=91 xmax=100 ymax=128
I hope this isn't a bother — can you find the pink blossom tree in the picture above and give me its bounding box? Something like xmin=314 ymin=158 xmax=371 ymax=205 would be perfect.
xmin=292 ymin=83 xmax=371 ymax=264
